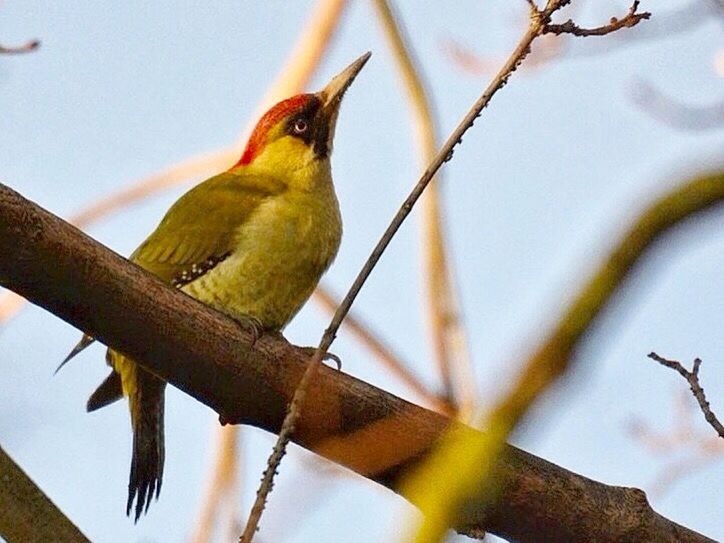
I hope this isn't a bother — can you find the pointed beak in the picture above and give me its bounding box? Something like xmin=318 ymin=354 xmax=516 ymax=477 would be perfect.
xmin=312 ymin=52 xmax=370 ymax=158
xmin=319 ymin=51 xmax=371 ymax=110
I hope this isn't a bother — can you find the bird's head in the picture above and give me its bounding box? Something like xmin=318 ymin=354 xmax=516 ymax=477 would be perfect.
xmin=233 ymin=52 xmax=370 ymax=181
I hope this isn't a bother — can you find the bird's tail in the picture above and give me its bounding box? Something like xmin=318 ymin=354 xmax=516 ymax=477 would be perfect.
xmin=103 ymin=350 xmax=166 ymax=522
xmin=126 ymin=366 xmax=166 ymax=522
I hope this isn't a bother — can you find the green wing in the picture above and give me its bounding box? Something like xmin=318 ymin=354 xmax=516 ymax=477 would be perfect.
xmin=131 ymin=170 xmax=286 ymax=285
xmin=60 ymin=170 xmax=285 ymax=369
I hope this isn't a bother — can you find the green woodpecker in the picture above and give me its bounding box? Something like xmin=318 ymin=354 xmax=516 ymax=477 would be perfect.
xmin=63 ymin=52 xmax=370 ymax=521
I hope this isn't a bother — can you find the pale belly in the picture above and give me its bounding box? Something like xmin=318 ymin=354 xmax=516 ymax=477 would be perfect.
xmin=183 ymin=195 xmax=341 ymax=330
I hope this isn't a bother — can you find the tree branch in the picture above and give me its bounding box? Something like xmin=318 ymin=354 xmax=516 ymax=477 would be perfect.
xmin=0 ymin=445 xmax=89 ymax=543
xmin=0 ymin=39 xmax=39 ymax=55
xmin=544 ymin=1 xmax=651 ymax=36
xmin=648 ymin=353 xmax=724 ymax=439
xmin=0 ymin=181 xmax=717 ymax=542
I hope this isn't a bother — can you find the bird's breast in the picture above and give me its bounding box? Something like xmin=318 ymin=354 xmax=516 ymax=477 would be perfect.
xmin=184 ymin=190 xmax=341 ymax=329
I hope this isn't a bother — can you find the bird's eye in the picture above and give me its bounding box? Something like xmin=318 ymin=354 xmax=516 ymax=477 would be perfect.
xmin=292 ymin=118 xmax=308 ymax=134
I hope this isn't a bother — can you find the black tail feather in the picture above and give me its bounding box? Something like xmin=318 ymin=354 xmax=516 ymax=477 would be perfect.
xmin=126 ymin=371 xmax=165 ymax=522
xmin=87 ymin=371 xmax=123 ymax=412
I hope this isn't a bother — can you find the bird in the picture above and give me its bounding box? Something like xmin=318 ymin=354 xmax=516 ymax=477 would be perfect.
xmin=61 ymin=52 xmax=370 ymax=522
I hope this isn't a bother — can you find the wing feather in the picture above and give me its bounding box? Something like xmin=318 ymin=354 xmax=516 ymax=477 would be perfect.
xmin=131 ymin=171 xmax=286 ymax=285
xmin=59 ymin=171 xmax=285 ymax=368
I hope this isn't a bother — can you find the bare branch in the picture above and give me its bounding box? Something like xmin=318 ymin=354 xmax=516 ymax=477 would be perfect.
xmin=0 ymin=181 xmax=717 ymax=541
xmin=242 ymin=1 xmax=579 ymax=538
xmin=313 ymin=287 xmax=453 ymax=415
xmin=0 ymin=39 xmax=39 ymax=55
xmin=648 ymin=353 xmax=724 ymax=439
xmin=0 ymin=445 xmax=89 ymax=543
xmin=371 ymin=0 xmax=476 ymax=417
xmin=544 ymin=1 xmax=651 ymax=36
xmin=405 ymin=166 xmax=723 ymax=539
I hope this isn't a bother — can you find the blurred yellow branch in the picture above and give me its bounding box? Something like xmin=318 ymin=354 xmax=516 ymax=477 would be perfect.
xmin=405 ymin=169 xmax=722 ymax=542
xmin=397 ymin=1 xmax=655 ymax=539
xmin=191 ymin=426 xmax=241 ymax=543
xmin=372 ymin=0 xmax=476 ymax=418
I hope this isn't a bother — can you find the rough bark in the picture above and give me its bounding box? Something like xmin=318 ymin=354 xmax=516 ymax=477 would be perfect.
xmin=0 ymin=182 xmax=716 ymax=543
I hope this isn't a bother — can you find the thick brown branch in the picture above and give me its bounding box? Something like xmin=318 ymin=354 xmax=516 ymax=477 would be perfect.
xmin=0 ymin=183 xmax=717 ymax=542
xmin=648 ymin=353 xmax=724 ymax=439
xmin=544 ymin=1 xmax=651 ymax=36
xmin=0 ymin=445 xmax=89 ymax=543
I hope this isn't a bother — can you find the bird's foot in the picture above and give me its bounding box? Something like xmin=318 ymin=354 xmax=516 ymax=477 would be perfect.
xmin=233 ymin=314 xmax=265 ymax=347
xmin=299 ymin=346 xmax=342 ymax=370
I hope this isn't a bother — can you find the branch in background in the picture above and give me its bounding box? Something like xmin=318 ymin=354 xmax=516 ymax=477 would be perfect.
xmin=543 ymin=1 xmax=650 ymax=36
xmin=0 ymin=445 xmax=89 ymax=543
xmin=191 ymin=424 xmax=241 ymax=543
xmin=0 ymin=39 xmax=39 ymax=55
xmin=632 ymin=79 xmax=724 ymax=131
xmin=648 ymin=353 xmax=724 ymax=439
xmin=241 ymin=0 xmax=632 ymax=537
xmin=372 ymin=0 xmax=477 ymax=419
xmin=0 ymin=182 xmax=715 ymax=542
xmin=441 ymin=1 xmax=575 ymax=78
xmin=627 ymin=390 xmax=724 ymax=498
xmin=403 ymin=3 xmax=651 ymax=541
xmin=407 ymin=168 xmax=721 ymax=541
xmin=443 ymin=33 xmax=566 ymax=77
xmin=447 ymin=0 xmax=721 ymax=77
xmin=314 ymin=287 xmax=453 ymax=415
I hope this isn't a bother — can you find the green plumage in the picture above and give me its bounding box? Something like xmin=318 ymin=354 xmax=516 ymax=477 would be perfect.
xmin=130 ymin=171 xmax=286 ymax=284
xmin=64 ymin=50 xmax=366 ymax=522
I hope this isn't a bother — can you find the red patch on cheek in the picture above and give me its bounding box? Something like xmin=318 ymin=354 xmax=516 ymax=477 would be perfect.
xmin=234 ymin=94 xmax=314 ymax=167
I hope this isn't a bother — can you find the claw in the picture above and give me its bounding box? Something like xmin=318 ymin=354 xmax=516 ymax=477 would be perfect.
xmin=300 ymin=347 xmax=342 ymax=370
xmin=234 ymin=314 xmax=264 ymax=347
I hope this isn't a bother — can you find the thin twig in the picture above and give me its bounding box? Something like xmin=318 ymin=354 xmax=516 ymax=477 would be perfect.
xmin=0 ymin=180 xmax=717 ymax=543
xmin=372 ymin=0 xmax=476 ymax=417
xmin=648 ymin=353 xmax=724 ymax=439
xmin=544 ymin=1 xmax=651 ymax=36
xmin=406 ymin=168 xmax=722 ymax=540
xmin=239 ymin=1 xmax=586 ymax=540
xmin=313 ymin=287 xmax=453 ymax=414
xmin=0 ymin=39 xmax=39 ymax=54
